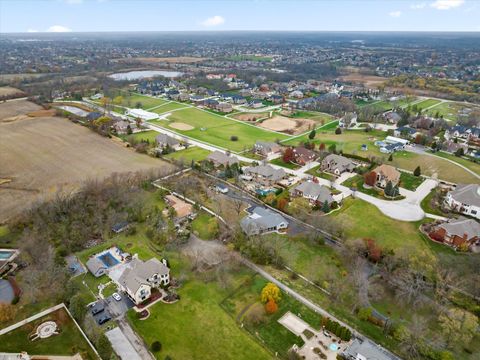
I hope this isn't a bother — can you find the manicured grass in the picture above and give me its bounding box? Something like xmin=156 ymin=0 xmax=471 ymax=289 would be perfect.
xmin=411 ymin=98 xmax=441 ymax=111
xmin=399 ymin=171 xmax=424 ymax=191
xmin=0 ymin=307 xmax=97 ymax=360
xmin=0 ymin=225 xmax=9 ymax=238
xmin=425 ymin=101 xmax=480 ymax=121
xmin=150 ymin=107 xmax=289 ymax=153
xmin=269 ymin=158 xmax=301 ymax=169
xmin=390 ymin=151 xmax=479 ymax=184
xmin=164 ymin=146 xmax=211 ymax=164
xmin=123 ymin=130 xmax=159 ymax=144
xmin=434 ymin=151 xmax=480 ymax=178
xmin=305 ymin=166 xmax=336 ymax=182
xmin=331 ymin=198 xmax=434 ymax=260
xmin=102 ymin=282 xmax=118 ymax=298
xmin=121 ymin=93 xmax=168 ymax=110
xmin=222 ymin=274 xmax=324 ymax=357
xmin=283 ymin=129 xmax=386 ymax=159
xmin=191 ymin=212 xmax=217 ymax=240
xmin=420 ymin=189 xmax=446 ymax=217
xmin=150 ymin=102 xmax=188 ymax=114
xmin=127 ymin=256 xmax=271 ymax=360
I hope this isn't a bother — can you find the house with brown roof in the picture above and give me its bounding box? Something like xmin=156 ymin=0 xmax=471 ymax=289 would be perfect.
xmin=292 ymin=147 xmax=317 ymax=165
xmin=321 ymin=154 xmax=356 ymax=176
xmin=373 ymin=164 xmax=400 ymax=188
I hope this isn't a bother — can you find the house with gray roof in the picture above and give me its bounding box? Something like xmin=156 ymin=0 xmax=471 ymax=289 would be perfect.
xmin=321 ymin=154 xmax=356 ymax=176
xmin=342 ymin=338 xmax=399 ymax=360
xmin=445 ymin=184 xmax=480 ymax=220
xmin=243 ymin=164 xmax=287 ymax=185
xmin=429 ymin=217 xmax=480 ymax=249
xmin=254 ymin=141 xmax=282 ymax=157
xmin=155 ymin=133 xmax=180 ymax=150
xmin=207 ymin=151 xmax=239 ymax=167
xmin=118 ymin=257 xmax=170 ymax=304
xmin=240 ymin=207 xmax=288 ymax=236
xmin=86 ymin=257 xmax=108 ymax=278
xmin=290 ymin=181 xmax=334 ymax=206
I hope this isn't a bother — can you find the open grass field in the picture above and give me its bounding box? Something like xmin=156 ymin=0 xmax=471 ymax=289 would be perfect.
xmin=221 ymin=274 xmax=323 ymax=357
xmin=411 ymin=98 xmax=441 ymax=110
xmin=434 ymin=151 xmax=480 ymax=178
xmin=399 ymin=171 xmax=424 ymax=191
xmin=0 ymin=112 xmax=172 ymax=223
xmin=123 ymin=130 xmax=160 ymax=144
xmin=120 ymin=93 xmax=168 ymax=110
xmin=390 ymin=151 xmax=479 ymax=184
xmin=0 ymin=307 xmax=97 ymax=359
xmin=149 ymin=101 xmax=188 ymax=113
xmin=150 ymin=107 xmax=289 ymax=152
xmin=127 ymin=254 xmax=271 ymax=360
xmin=425 ymin=101 xmax=480 ymax=120
xmin=164 ymin=146 xmax=211 ymax=164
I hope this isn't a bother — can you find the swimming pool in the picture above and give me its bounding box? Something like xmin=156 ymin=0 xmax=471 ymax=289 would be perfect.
xmin=98 ymin=252 xmax=120 ymax=268
xmin=0 ymin=250 xmax=14 ymax=260
xmin=329 ymin=343 xmax=338 ymax=352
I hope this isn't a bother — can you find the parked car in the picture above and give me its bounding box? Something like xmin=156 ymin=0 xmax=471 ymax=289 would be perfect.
xmin=90 ymin=303 xmax=104 ymax=316
xmin=323 ymin=330 xmax=331 ymax=338
xmin=98 ymin=314 xmax=111 ymax=325
xmin=112 ymin=292 xmax=121 ymax=301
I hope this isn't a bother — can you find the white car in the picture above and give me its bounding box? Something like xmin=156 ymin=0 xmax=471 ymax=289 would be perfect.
xmin=112 ymin=292 xmax=122 ymax=301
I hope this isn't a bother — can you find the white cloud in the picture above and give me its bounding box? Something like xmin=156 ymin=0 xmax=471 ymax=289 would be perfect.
xmin=201 ymin=15 xmax=225 ymax=27
xmin=27 ymin=29 xmax=38 ymax=33
xmin=389 ymin=10 xmax=402 ymax=17
xmin=47 ymin=25 xmax=72 ymax=32
xmin=410 ymin=3 xmax=427 ymax=9
xmin=430 ymin=0 xmax=465 ymax=10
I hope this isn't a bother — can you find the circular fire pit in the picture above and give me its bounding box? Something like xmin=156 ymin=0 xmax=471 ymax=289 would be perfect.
xmin=31 ymin=321 xmax=58 ymax=340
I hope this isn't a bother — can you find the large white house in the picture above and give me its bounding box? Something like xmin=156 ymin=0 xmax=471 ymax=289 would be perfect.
xmin=118 ymin=258 xmax=170 ymax=304
xmin=126 ymin=108 xmax=159 ymax=121
xmin=445 ymin=184 xmax=480 ymax=220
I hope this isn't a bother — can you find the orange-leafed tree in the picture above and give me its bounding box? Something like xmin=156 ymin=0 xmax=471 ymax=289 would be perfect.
xmin=265 ymin=299 xmax=278 ymax=314
xmin=364 ymin=171 xmax=377 ymax=187
xmin=282 ymin=147 xmax=295 ymax=163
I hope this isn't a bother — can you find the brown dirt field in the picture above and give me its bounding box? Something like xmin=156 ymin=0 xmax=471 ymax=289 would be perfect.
xmin=27 ymin=109 xmax=57 ymax=117
xmin=170 ymin=122 xmax=194 ymax=130
xmin=0 ymin=116 xmax=173 ymax=223
xmin=258 ymin=115 xmax=316 ymax=135
xmin=0 ymin=86 xmax=25 ymax=98
xmin=0 ymin=100 xmax=42 ymax=122
xmin=339 ymin=73 xmax=387 ymax=87
xmin=232 ymin=112 xmax=269 ymax=122
xmin=114 ymin=57 xmax=206 ymax=64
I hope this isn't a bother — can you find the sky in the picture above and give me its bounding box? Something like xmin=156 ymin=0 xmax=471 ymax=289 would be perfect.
xmin=0 ymin=0 xmax=479 ymax=33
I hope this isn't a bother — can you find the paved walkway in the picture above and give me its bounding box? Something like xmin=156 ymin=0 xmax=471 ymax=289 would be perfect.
xmin=117 ymin=318 xmax=155 ymax=360
xmin=106 ymin=327 xmax=143 ymax=360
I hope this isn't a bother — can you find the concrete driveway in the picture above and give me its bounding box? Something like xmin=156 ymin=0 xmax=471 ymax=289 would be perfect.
xmin=105 ymin=327 xmax=143 ymax=360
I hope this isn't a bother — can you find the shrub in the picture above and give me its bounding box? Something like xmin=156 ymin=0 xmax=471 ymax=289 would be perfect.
xmin=230 ymin=135 xmax=238 ymax=141
xmin=413 ymin=166 xmax=421 ymax=176
xmin=151 ymin=341 xmax=162 ymax=352
xmin=335 ymin=127 xmax=342 ymax=134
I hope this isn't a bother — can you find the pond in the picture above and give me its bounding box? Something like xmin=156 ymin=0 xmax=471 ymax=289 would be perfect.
xmin=109 ymin=70 xmax=183 ymax=81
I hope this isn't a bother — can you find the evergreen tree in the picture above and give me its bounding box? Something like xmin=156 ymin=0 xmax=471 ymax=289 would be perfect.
xmin=413 ymin=166 xmax=421 ymax=176
xmin=321 ymin=200 xmax=330 ymax=213
xmin=385 ymin=181 xmax=393 ymax=197
xmin=388 ymin=153 xmax=393 ymax=161
xmin=308 ymin=129 xmax=316 ymax=140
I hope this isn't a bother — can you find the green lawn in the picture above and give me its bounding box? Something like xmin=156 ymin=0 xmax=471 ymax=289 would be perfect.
xmin=411 ymin=98 xmax=441 ymax=111
xmin=399 ymin=171 xmax=424 ymax=191
xmin=191 ymin=212 xmax=217 ymax=240
xmin=420 ymin=189 xmax=447 ymax=217
xmin=164 ymin=146 xmax=211 ymax=164
xmin=305 ymin=166 xmax=336 ymax=182
xmin=102 ymin=282 xmax=118 ymax=298
xmin=434 ymin=152 xmax=480 ymax=178
xmin=123 ymin=130 xmax=160 ymax=144
xmin=269 ymin=158 xmax=301 ymax=169
xmin=390 ymin=151 xmax=479 ymax=184
xmin=425 ymin=101 xmax=480 ymax=121
xmin=150 ymin=102 xmax=189 ymax=114
xmin=121 ymin=93 xmax=168 ymax=110
xmin=127 ymin=256 xmax=271 ymax=360
xmin=0 ymin=307 xmax=97 ymax=360
xmin=150 ymin=107 xmax=289 ymax=152
xmin=221 ymin=274 xmax=324 ymax=357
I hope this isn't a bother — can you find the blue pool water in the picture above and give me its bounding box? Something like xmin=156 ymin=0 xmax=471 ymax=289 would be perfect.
xmin=329 ymin=343 xmax=338 ymax=352
xmin=0 ymin=250 xmax=14 ymax=260
xmin=256 ymin=189 xmax=275 ymax=196
xmin=98 ymin=252 xmax=119 ymax=268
